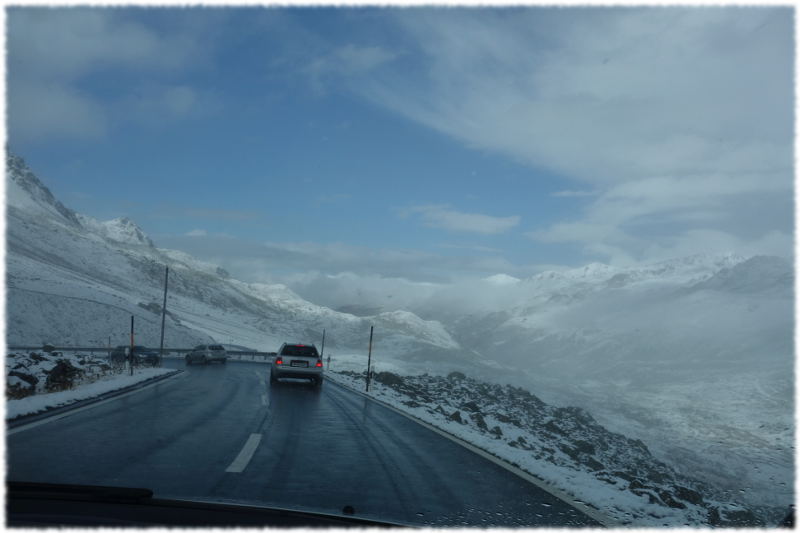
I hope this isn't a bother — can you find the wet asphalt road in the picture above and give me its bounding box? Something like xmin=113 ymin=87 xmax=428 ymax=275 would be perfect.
xmin=7 ymin=360 xmax=600 ymax=527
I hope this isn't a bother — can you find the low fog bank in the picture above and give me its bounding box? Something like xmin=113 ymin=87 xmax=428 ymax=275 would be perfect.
xmin=290 ymin=253 xmax=794 ymax=397
xmin=288 ymin=270 xmax=555 ymax=319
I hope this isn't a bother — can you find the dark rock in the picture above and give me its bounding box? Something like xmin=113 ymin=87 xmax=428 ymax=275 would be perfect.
xmin=628 ymin=479 xmax=646 ymax=491
xmin=585 ymin=457 xmax=605 ymax=471
xmin=574 ymin=439 xmax=596 ymax=455
xmin=719 ymin=508 xmax=762 ymax=527
xmin=674 ymin=485 xmax=703 ymax=505
xmin=42 ymin=344 xmax=56 ymax=353
xmin=495 ymin=413 xmax=522 ymax=427
xmin=629 ymin=438 xmax=651 ymax=454
xmin=447 ymin=371 xmax=466 ymax=381
xmin=138 ymin=302 xmax=162 ymax=314
xmin=612 ymin=471 xmax=636 ymax=482
xmin=9 ymin=370 xmax=38 ymax=387
xmin=631 ymin=489 xmax=659 ymax=505
xmin=647 ymin=470 xmax=667 ymax=484
xmin=559 ymin=444 xmax=580 ymax=461
xmin=44 ymin=359 xmax=83 ymax=392
xmin=7 ymin=371 xmax=37 ymax=399
xmin=461 ymin=400 xmax=481 ymax=413
xmin=657 ymin=490 xmax=686 ymax=509
xmin=490 ymin=425 xmax=503 ymax=438
xmin=470 ymin=412 xmax=488 ymax=431
xmin=449 ymin=410 xmax=464 ymax=424
xmin=375 ymin=372 xmax=404 ymax=387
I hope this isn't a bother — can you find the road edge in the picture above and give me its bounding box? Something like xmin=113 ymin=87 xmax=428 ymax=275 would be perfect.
xmin=7 ymin=369 xmax=183 ymax=431
xmin=325 ymin=373 xmax=618 ymax=528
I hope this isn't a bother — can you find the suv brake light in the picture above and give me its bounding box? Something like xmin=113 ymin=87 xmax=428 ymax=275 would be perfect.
xmin=315 ymin=359 xmax=323 ymax=368
xmin=276 ymin=357 xmax=283 ymax=365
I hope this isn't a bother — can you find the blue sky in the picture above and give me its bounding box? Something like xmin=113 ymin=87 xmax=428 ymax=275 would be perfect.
xmin=6 ymin=7 xmax=794 ymax=306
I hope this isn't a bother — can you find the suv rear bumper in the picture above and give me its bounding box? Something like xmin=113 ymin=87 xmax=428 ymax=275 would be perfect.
xmin=271 ymin=367 xmax=323 ymax=380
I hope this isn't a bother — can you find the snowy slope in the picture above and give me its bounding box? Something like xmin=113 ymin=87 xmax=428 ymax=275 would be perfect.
xmin=331 ymin=370 xmax=776 ymax=527
xmin=5 ymin=154 xmax=462 ymax=361
xmin=431 ymin=253 xmax=793 ymax=517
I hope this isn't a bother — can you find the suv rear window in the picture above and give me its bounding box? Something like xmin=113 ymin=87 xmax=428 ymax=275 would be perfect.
xmin=280 ymin=345 xmax=319 ymax=357
xmin=209 ymin=345 xmax=225 ymax=351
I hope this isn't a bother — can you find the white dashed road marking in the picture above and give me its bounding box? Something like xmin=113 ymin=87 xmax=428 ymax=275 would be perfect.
xmin=225 ymin=433 xmax=262 ymax=473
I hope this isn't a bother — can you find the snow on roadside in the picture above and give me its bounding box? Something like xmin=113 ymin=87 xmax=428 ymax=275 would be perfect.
xmin=7 ymin=366 xmax=176 ymax=420
xmin=325 ymin=370 xmax=767 ymax=527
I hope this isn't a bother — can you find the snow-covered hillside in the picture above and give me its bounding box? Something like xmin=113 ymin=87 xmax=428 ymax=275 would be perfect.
xmin=331 ymin=369 xmax=776 ymax=527
xmin=423 ymin=253 xmax=794 ymax=518
xmin=5 ymin=154 xmax=462 ymax=362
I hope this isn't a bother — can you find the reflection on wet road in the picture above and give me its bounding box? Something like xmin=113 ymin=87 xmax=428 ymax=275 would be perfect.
xmin=7 ymin=360 xmax=600 ymax=526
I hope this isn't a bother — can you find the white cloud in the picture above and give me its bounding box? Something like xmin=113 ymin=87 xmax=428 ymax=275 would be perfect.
xmin=551 ymin=190 xmax=597 ymax=198
xmin=367 ymin=9 xmax=791 ymax=184
xmin=304 ymin=43 xmax=398 ymax=94
xmin=333 ymin=44 xmax=397 ymax=73
xmin=439 ymin=244 xmax=503 ymax=253
xmin=8 ymin=9 xmax=199 ymax=81
xmin=402 ymin=204 xmax=520 ymax=235
xmin=352 ymin=9 xmax=792 ymax=263
xmin=120 ymin=84 xmax=219 ymax=126
xmin=185 ymin=229 xmax=207 ymax=237
xmin=7 ymin=8 xmax=213 ymax=141
xmin=483 ymin=273 xmax=520 ymax=286
xmin=528 ymin=170 xmax=792 ymax=264
xmin=8 ymin=81 xmax=107 ymax=141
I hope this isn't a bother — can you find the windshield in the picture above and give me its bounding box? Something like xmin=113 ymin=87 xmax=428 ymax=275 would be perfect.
xmin=5 ymin=5 xmax=794 ymax=528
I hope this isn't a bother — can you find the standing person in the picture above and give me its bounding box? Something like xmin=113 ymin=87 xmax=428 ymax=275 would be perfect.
xmin=327 ymin=354 xmax=331 ymax=368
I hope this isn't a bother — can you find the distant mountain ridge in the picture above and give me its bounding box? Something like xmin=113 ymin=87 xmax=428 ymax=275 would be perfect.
xmin=76 ymin=214 xmax=155 ymax=248
xmin=5 ymin=153 xmax=463 ymax=362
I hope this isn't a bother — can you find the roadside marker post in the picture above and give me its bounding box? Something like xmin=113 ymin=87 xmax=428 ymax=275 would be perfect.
xmin=129 ymin=316 xmax=135 ymax=376
xmin=159 ymin=266 xmax=169 ymax=368
xmin=366 ymin=326 xmax=374 ymax=392
xmin=320 ymin=329 xmax=326 ymax=357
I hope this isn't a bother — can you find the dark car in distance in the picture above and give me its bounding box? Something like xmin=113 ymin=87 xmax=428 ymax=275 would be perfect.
xmin=109 ymin=345 xmax=159 ymax=367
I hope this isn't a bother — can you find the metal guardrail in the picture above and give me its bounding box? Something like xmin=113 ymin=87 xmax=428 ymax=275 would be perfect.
xmin=7 ymin=346 xmax=276 ymax=358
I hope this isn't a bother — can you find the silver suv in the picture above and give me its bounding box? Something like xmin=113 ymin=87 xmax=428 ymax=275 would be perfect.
xmin=270 ymin=343 xmax=323 ymax=386
xmin=185 ymin=344 xmax=227 ymax=365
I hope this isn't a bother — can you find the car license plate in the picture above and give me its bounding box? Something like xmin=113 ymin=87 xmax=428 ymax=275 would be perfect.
xmin=290 ymin=361 xmax=308 ymax=368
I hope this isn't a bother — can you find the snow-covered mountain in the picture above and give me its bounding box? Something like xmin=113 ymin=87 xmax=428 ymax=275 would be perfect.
xmin=5 ymin=154 xmax=464 ymax=364
xmin=429 ymin=253 xmax=794 ymax=515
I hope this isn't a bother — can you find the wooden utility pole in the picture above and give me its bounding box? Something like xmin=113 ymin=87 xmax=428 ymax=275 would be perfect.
xmin=366 ymin=326 xmax=374 ymax=392
xmin=159 ymin=266 xmax=169 ymax=367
